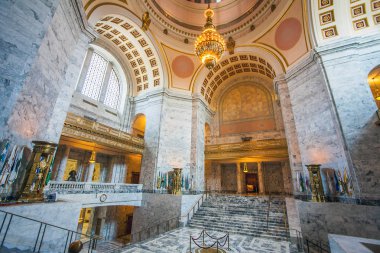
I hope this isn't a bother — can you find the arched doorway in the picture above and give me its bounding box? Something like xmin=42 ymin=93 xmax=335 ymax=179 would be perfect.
xmin=368 ymin=65 xmax=380 ymax=109
xmin=132 ymin=114 xmax=146 ymax=138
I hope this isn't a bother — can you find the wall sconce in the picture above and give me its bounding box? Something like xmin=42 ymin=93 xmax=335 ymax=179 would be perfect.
xmin=89 ymin=150 xmax=96 ymax=163
xmin=243 ymin=163 xmax=248 ymax=173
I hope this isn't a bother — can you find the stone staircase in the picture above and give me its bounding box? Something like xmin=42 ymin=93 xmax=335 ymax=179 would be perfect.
xmin=188 ymin=195 xmax=289 ymax=241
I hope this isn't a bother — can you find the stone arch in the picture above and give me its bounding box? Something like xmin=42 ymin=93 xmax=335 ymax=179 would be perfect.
xmin=86 ymin=5 xmax=168 ymax=95
xmin=191 ymin=46 xmax=285 ymax=101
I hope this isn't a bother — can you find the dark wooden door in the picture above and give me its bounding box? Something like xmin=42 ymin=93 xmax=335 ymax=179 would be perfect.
xmin=126 ymin=215 xmax=133 ymax=234
xmin=245 ymin=173 xmax=259 ymax=193
xmin=131 ymin=172 xmax=140 ymax=184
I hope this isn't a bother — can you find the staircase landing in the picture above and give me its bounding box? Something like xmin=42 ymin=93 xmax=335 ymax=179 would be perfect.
xmin=121 ymin=227 xmax=290 ymax=253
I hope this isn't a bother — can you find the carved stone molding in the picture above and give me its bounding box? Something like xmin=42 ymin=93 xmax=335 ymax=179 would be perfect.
xmin=61 ymin=113 xmax=144 ymax=154
xmin=205 ymin=138 xmax=288 ymax=160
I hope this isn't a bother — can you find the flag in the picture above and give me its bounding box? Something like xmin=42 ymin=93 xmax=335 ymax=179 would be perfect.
xmin=333 ymin=170 xmax=340 ymax=192
xmin=299 ymin=173 xmax=305 ymax=192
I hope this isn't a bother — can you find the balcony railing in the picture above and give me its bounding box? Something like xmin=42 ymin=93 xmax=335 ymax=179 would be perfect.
xmin=44 ymin=181 xmax=143 ymax=195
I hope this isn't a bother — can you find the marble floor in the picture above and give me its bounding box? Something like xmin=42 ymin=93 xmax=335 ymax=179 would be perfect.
xmin=122 ymin=227 xmax=290 ymax=253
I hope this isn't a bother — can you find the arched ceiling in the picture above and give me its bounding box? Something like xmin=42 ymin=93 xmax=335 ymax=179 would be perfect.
xmin=200 ymin=53 xmax=276 ymax=104
xmin=81 ymin=0 xmax=312 ymax=98
xmin=92 ymin=13 xmax=165 ymax=95
xmin=310 ymin=0 xmax=380 ymax=46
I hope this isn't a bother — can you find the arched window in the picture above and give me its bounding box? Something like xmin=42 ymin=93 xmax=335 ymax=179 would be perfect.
xmin=79 ymin=51 xmax=121 ymax=110
xmin=104 ymin=69 xmax=120 ymax=109
xmin=81 ymin=52 xmax=108 ymax=100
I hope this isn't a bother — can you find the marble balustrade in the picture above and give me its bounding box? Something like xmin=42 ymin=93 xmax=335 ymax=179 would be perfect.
xmin=44 ymin=181 xmax=143 ymax=195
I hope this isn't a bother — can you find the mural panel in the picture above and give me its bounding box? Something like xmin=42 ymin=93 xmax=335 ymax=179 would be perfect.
xmin=220 ymin=84 xmax=275 ymax=135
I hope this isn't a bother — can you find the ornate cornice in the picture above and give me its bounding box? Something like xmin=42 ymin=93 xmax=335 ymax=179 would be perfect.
xmin=205 ymin=138 xmax=288 ymax=160
xmin=61 ymin=113 xmax=144 ymax=154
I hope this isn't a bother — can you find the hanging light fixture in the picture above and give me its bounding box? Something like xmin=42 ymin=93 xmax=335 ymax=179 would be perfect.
xmin=243 ymin=163 xmax=248 ymax=173
xmin=372 ymin=78 xmax=380 ymax=101
xmin=195 ymin=4 xmax=225 ymax=70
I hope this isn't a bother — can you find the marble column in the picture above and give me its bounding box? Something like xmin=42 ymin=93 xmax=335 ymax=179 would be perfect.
xmin=236 ymin=163 xmax=242 ymax=194
xmin=258 ymin=162 xmax=265 ymax=194
xmin=56 ymin=145 xmax=70 ymax=181
xmin=86 ymin=162 xmax=96 ymax=182
xmin=106 ymin=156 xmax=116 ymax=183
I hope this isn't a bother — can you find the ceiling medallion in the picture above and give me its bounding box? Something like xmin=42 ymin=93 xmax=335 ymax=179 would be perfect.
xmin=194 ymin=4 xmax=225 ymax=70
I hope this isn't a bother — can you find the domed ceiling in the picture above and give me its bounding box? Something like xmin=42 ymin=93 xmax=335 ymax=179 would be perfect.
xmin=142 ymin=0 xmax=281 ymax=40
xmin=82 ymin=0 xmax=312 ymax=93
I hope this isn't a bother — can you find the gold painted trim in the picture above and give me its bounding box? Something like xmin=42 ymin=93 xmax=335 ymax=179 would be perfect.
xmin=351 ymin=3 xmax=366 ymax=18
xmin=352 ymin=17 xmax=369 ymax=30
xmin=371 ymin=0 xmax=380 ymax=11
xmin=205 ymin=138 xmax=289 ymax=160
xmin=318 ymin=0 xmax=333 ymax=10
xmin=301 ymin=0 xmax=312 ymax=50
xmin=374 ymin=13 xmax=380 ymax=25
xmin=61 ymin=113 xmax=144 ymax=154
xmin=319 ymin=10 xmax=335 ymax=25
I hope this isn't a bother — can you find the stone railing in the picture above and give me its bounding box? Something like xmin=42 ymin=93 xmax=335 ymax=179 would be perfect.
xmin=44 ymin=181 xmax=143 ymax=195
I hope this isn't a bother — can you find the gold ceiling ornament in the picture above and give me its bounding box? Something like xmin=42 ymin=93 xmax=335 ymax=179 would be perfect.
xmin=243 ymin=162 xmax=248 ymax=173
xmin=372 ymin=78 xmax=380 ymax=101
xmin=89 ymin=150 xmax=96 ymax=163
xmin=195 ymin=4 xmax=225 ymax=70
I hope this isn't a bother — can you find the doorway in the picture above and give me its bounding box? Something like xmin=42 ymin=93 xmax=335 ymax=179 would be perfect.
xmin=245 ymin=173 xmax=259 ymax=193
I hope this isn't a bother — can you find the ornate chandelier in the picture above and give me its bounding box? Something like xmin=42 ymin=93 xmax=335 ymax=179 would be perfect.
xmin=195 ymin=5 xmax=225 ymax=70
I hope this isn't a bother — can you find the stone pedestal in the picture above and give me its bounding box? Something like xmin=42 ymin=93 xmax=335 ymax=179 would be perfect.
xmin=20 ymin=141 xmax=58 ymax=201
xmin=307 ymin=164 xmax=325 ymax=202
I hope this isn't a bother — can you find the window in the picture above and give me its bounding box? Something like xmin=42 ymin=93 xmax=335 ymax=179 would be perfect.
xmin=82 ymin=52 xmax=107 ymax=100
xmin=80 ymin=50 xmax=122 ymax=110
xmin=104 ymin=69 xmax=120 ymax=109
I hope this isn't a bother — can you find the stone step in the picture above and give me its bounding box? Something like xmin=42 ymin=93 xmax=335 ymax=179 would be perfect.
xmin=188 ymin=224 xmax=289 ymax=241
xmin=191 ymin=216 xmax=286 ymax=227
xmin=195 ymin=208 xmax=284 ymax=216
xmin=190 ymin=220 xmax=286 ymax=232
xmin=194 ymin=211 xmax=285 ymax=221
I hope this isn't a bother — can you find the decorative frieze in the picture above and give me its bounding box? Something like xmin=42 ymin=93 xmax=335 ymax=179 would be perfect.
xmin=205 ymin=139 xmax=288 ymax=160
xmin=61 ymin=113 xmax=144 ymax=154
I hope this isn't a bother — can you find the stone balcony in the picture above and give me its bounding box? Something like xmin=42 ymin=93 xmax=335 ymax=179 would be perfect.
xmin=205 ymin=138 xmax=289 ymax=161
xmin=44 ymin=181 xmax=143 ymax=207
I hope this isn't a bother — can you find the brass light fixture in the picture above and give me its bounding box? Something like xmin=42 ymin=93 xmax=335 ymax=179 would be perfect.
xmin=372 ymin=78 xmax=380 ymax=101
xmin=195 ymin=4 xmax=225 ymax=70
xmin=89 ymin=150 xmax=96 ymax=163
xmin=243 ymin=163 xmax=248 ymax=173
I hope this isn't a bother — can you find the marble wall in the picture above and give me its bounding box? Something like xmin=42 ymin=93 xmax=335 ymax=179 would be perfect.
xmin=263 ymin=162 xmax=285 ymax=194
xmin=277 ymin=51 xmax=350 ymax=196
xmin=297 ymin=201 xmax=380 ymax=245
xmin=132 ymin=91 xmax=209 ymax=192
xmin=221 ymin=164 xmax=237 ymax=192
xmin=0 ymin=0 xmax=60 ymax=144
xmin=0 ymin=202 xmax=82 ymax=252
xmin=316 ymin=35 xmax=380 ymax=200
xmin=131 ymin=193 xmax=182 ymax=241
xmin=0 ymin=0 xmax=95 ymax=146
